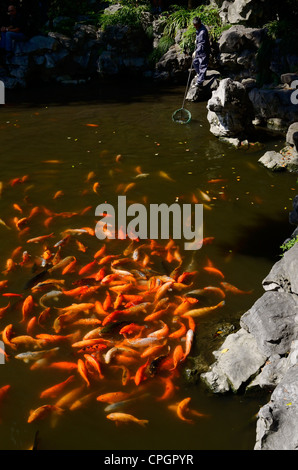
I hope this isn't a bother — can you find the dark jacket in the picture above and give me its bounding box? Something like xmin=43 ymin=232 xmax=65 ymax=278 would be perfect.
xmin=195 ymin=24 xmax=210 ymax=56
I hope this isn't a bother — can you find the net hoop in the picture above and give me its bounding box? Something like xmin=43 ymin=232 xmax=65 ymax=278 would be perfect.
xmin=172 ymin=107 xmax=192 ymax=124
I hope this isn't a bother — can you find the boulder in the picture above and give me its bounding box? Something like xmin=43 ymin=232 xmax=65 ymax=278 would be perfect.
xmin=255 ymin=363 xmax=298 ymax=450
xmin=240 ymin=291 xmax=298 ymax=357
xmin=201 ymin=328 xmax=267 ymax=393
xmin=207 ymin=77 xmax=254 ymax=138
xmin=248 ymin=86 xmax=298 ymax=128
xmin=286 ymin=123 xmax=298 ymax=153
xmin=186 ymin=70 xmax=220 ymax=102
xmin=211 ymin=0 xmax=271 ymax=27
xmin=154 ymin=44 xmax=191 ymax=82
xmin=218 ymin=25 xmax=265 ymax=79
xmin=14 ymin=35 xmax=58 ymax=54
xmin=258 ymin=150 xmax=291 ymax=172
xmin=262 ymin=242 xmax=298 ymax=295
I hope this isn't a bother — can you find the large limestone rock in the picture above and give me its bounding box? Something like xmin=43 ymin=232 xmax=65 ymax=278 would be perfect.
xmin=287 ymin=123 xmax=298 ymax=153
xmin=201 ymin=328 xmax=267 ymax=393
xmin=248 ymin=87 xmax=298 ymax=128
xmin=211 ymin=0 xmax=271 ymax=27
xmin=255 ymin=361 xmax=298 ymax=450
xmin=218 ymin=25 xmax=265 ymax=79
xmin=240 ymin=291 xmax=298 ymax=357
xmin=186 ymin=70 xmax=221 ymax=102
xmin=207 ymin=77 xmax=254 ymax=138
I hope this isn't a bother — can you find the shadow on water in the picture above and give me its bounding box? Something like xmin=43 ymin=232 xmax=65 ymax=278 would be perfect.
xmin=218 ymin=214 xmax=294 ymax=262
xmin=5 ymin=78 xmax=184 ymax=107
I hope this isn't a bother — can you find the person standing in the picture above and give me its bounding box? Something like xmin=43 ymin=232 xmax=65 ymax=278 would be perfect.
xmin=0 ymin=4 xmax=27 ymax=57
xmin=192 ymin=16 xmax=210 ymax=88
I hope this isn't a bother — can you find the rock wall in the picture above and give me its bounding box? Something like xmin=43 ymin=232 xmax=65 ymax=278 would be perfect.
xmin=201 ymin=240 xmax=298 ymax=450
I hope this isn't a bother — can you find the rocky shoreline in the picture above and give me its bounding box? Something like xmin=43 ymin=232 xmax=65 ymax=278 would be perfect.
xmin=200 ymin=229 xmax=298 ymax=450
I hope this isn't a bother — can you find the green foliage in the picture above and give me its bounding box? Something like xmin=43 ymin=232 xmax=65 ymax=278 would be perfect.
xmin=160 ymin=5 xmax=231 ymax=53
xmin=98 ymin=4 xmax=150 ymax=29
xmin=280 ymin=235 xmax=298 ymax=255
xmin=148 ymin=34 xmax=175 ymax=65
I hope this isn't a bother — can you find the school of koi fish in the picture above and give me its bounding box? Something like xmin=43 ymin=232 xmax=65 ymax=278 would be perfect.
xmin=0 ymin=170 xmax=253 ymax=437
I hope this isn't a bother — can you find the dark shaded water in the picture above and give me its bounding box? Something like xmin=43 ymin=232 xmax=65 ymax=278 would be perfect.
xmin=0 ymin=81 xmax=296 ymax=450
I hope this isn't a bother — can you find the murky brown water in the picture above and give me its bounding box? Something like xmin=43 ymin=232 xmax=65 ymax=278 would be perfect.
xmin=0 ymin=81 xmax=296 ymax=450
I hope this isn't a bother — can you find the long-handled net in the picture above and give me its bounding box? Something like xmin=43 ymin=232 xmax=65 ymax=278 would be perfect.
xmin=172 ymin=61 xmax=193 ymax=124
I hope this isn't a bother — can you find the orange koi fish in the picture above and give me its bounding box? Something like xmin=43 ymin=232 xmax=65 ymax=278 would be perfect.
xmin=53 ymin=190 xmax=64 ymax=200
xmin=171 ymin=345 xmax=185 ymax=370
xmin=77 ymin=358 xmax=91 ymax=387
xmin=39 ymin=376 xmax=75 ymax=399
xmin=84 ymin=354 xmax=104 ymax=380
xmin=2 ymin=324 xmax=16 ymax=349
xmin=134 ymin=359 xmax=150 ymax=386
xmin=27 ymin=405 xmax=64 ymax=423
xmin=48 ymin=362 xmax=78 ymax=371
xmin=220 ymin=281 xmax=253 ymax=295
xmin=96 ymin=391 xmax=131 ymax=404
xmin=0 ymin=385 xmax=10 ymax=402
xmin=26 ymin=233 xmax=54 ymax=244
xmin=181 ymin=300 xmax=225 ymax=318
xmin=176 ymin=397 xmax=194 ymax=424
xmin=106 ymin=412 xmax=148 ymax=427
xmin=203 ymin=266 xmax=225 ymax=279
xmin=148 ymin=321 xmax=169 ymax=339
xmin=78 ymin=260 xmax=98 ymax=276
xmin=156 ymin=376 xmax=177 ymax=401
xmin=168 ymin=320 xmax=187 ymax=339
xmin=21 ymin=295 xmax=34 ymax=323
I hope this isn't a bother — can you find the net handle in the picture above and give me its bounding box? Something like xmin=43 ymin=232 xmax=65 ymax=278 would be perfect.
xmin=181 ymin=59 xmax=193 ymax=110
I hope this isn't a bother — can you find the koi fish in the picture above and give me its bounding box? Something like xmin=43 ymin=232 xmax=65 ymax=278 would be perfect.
xmin=26 ymin=233 xmax=55 ymax=244
xmin=0 ymin=385 xmax=10 ymax=401
xmin=97 ymin=391 xmax=131 ymax=404
xmin=39 ymin=376 xmax=75 ymax=399
xmin=181 ymin=300 xmax=225 ymax=318
xmin=15 ymin=347 xmax=60 ymax=363
xmin=203 ymin=266 xmax=225 ymax=279
xmin=106 ymin=412 xmax=148 ymax=427
xmin=220 ymin=281 xmax=253 ymax=295
xmin=27 ymin=405 xmax=64 ymax=423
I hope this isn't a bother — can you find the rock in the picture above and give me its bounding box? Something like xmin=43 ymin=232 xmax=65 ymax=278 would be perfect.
xmin=258 ymin=150 xmax=289 ymax=171
xmin=201 ymin=328 xmax=267 ymax=393
xmin=240 ymin=291 xmax=298 ymax=357
xmin=14 ymin=35 xmax=58 ymax=54
xmin=248 ymin=86 xmax=298 ymax=128
xmin=247 ymin=354 xmax=289 ymax=390
xmin=255 ymin=363 xmax=298 ymax=450
xmin=218 ymin=25 xmax=265 ymax=53
xmin=214 ymin=0 xmax=270 ymax=27
xmin=154 ymin=44 xmax=191 ymax=82
xmin=262 ymin=242 xmax=298 ymax=295
xmin=207 ymin=77 xmax=254 ymax=138
xmin=286 ymin=123 xmax=298 ymax=153
xmin=186 ymin=70 xmax=220 ymax=102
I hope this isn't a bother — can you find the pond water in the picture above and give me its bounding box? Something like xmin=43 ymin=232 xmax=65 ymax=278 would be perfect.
xmin=0 ymin=80 xmax=296 ymax=450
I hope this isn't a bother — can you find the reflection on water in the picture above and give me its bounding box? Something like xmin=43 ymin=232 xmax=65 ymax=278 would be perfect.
xmin=0 ymin=82 xmax=296 ymax=450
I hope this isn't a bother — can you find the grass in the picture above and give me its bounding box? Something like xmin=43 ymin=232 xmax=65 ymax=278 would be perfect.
xmin=280 ymin=235 xmax=298 ymax=255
